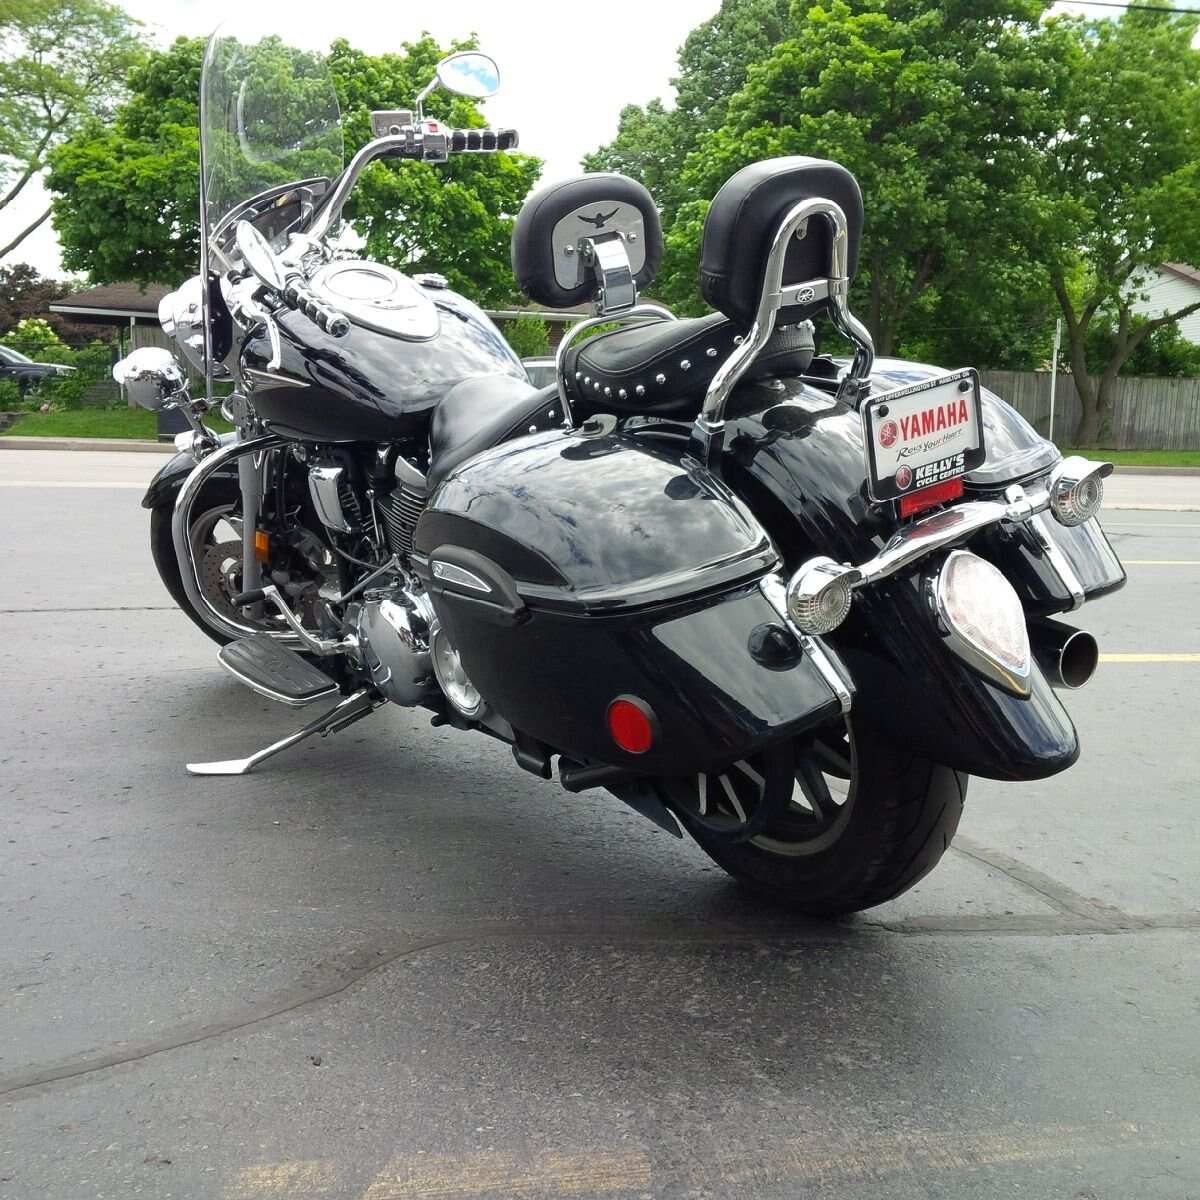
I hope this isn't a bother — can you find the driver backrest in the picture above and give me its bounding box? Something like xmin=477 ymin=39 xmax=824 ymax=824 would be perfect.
xmin=700 ymin=157 xmax=863 ymax=327
xmin=511 ymin=174 xmax=663 ymax=308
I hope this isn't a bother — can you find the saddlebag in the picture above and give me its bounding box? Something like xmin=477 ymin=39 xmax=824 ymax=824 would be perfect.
xmin=413 ymin=426 xmax=849 ymax=774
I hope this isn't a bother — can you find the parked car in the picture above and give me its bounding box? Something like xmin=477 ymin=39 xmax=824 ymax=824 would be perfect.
xmin=522 ymin=356 xmax=557 ymax=388
xmin=0 ymin=345 xmax=76 ymax=397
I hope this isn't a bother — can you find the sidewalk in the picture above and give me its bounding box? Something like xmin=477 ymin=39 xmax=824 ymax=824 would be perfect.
xmin=0 ymin=435 xmax=174 ymax=454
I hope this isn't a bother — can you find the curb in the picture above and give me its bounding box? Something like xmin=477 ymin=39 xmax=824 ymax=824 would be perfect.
xmin=0 ymin=436 xmax=174 ymax=454
xmin=1111 ymin=465 xmax=1200 ymax=477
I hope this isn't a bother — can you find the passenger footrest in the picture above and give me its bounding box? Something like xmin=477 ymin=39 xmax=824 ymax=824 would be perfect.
xmin=217 ymin=633 xmax=339 ymax=707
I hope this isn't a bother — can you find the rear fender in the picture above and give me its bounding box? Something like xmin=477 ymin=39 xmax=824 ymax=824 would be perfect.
xmin=720 ymin=380 xmax=1079 ymax=781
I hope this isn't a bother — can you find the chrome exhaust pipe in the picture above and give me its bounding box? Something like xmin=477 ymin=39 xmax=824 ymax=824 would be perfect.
xmin=1029 ymin=618 xmax=1099 ymax=689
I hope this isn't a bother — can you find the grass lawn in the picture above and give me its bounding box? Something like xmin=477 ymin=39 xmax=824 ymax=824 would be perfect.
xmin=1065 ymin=447 xmax=1200 ymax=468
xmin=1 ymin=408 xmax=232 ymax=439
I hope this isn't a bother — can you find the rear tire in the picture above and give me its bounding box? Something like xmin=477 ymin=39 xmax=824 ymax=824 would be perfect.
xmin=675 ymin=718 xmax=967 ymax=916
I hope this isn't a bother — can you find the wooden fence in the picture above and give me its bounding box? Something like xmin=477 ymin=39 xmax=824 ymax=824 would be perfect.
xmin=978 ymin=371 xmax=1200 ymax=450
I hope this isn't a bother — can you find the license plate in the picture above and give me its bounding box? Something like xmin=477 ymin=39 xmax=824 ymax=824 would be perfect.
xmin=861 ymin=368 xmax=986 ymax=503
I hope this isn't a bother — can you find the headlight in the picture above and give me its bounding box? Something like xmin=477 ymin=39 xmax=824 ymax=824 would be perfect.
xmin=785 ymin=556 xmax=863 ymax=635
xmin=933 ymin=550 xmax=1031 ymax=696
xmin=1048 ymin=455 xmax=1113 ymax=527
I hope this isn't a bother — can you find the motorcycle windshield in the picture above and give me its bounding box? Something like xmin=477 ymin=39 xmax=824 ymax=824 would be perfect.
xmin=200 ymin=22 xmax=344 ymax=269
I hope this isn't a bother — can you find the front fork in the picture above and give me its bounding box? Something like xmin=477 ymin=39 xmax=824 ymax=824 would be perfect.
xmin=237 ymin=444 xmax=266 ymax=621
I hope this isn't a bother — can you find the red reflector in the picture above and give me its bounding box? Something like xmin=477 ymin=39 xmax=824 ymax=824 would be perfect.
xmin=607 ymin=698 xmax=654 ymax=754
xmin=426 ymin=121 xmax=439 ymax=132
xmin=900 ymin=476 xmax=965 ymax=518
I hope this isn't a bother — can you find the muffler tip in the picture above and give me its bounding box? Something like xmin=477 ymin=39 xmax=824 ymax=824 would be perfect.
xmin=1031 ymin=620 xmax=1098 ymax=689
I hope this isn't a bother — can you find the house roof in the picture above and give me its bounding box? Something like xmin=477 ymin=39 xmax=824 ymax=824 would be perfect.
xmin=49 ymin=282 xmax=172 ymax=324
xmin=1161 ymin=263 xmax=1200 ymax=288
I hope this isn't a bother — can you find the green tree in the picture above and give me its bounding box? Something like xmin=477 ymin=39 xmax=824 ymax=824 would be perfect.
xmin=583 ymin=0 xmax=792 ymax=225
xmin=658 ymin=0 xmax=1067 ymax=356
xmin=1023 ymin=8 xmax=1200 ymax=446
xmin=48 ymin=36 xmax=205 ymax=283
xmin=0 ymin=0 xmax=143 ymax=259
xmin=1085 ymin=316 xmax=1200 ymax=380
xmin=501 ymin=314 xmax=550 ymax=359
xmin=49 ymin=34 xmax=541 ymax=302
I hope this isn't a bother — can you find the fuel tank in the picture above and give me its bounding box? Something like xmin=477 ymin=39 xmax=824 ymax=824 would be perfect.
xmin=241 ymin=285 xmax=526 ymax=443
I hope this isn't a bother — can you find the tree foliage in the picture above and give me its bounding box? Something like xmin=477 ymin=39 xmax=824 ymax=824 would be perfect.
xmin=48 ymin=37 xmax=205 ymax=284
xmin=583 ymin=0 xmax=792 ymax=226
xmin=654 ymin=0 xmax=1067 ymax=355
xmin=1023 ymin=8 xmax=1200 ymax=444
xmin=586 ymin=0 xmax=1200 ymax=438
xmin=0 ymin=263 xmax=72 ymax=340
xmin=0 ymin=0 xmax=143 ymax=259
xmin=48 ymin=34 xmax=542 ymax=303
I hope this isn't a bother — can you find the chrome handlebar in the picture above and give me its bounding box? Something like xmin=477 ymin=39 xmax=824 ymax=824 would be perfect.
xmin=308 ymin=123 xmax=518 ymax=242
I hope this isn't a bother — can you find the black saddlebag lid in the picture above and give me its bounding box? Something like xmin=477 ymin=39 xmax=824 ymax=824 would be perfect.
xmin=414 ymin=427 xmax=778 ymax=613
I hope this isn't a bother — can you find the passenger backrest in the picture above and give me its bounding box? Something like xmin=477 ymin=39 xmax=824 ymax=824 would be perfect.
xmin=511 ymin=174 xmax=663 ymax=309
xmin=700 ymin=157 xmax=863 ymax=327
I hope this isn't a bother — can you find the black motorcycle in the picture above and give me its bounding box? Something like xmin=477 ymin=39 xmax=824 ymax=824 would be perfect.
xmin=115 ymin=26 xmax=1124 ymax=916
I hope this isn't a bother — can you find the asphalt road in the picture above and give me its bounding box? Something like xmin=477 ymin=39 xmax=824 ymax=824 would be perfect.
xmin=1 ymin=450 xmax=1197 ymax=1200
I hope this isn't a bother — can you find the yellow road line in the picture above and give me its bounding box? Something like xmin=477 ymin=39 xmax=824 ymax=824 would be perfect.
xmin=1101 ymin=653 xmax=1200 ymax=662
xmin=224 ymin=1124 xmax=1196 ymax=1199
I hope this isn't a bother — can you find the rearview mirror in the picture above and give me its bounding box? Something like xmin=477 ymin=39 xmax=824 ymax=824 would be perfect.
xmin=436 ymin=53 xmax=500 ymax=99
xmin=415 ymin=52 xmax=500 ymax=120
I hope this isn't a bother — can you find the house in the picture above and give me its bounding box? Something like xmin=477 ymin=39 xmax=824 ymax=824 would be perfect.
xmin=48 ymin=281 xmax=174 ymax=354
xmin=1127 ymin=263 xmax=1200 ymax=344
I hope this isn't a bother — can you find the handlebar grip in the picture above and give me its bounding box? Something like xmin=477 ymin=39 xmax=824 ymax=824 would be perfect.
xmin=284 ymin=282 xmax=351 ymax=338
xmin=449 ymin=127 xmax=519 ymax=153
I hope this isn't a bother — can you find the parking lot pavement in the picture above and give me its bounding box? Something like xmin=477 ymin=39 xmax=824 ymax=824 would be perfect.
xmin=1 ymin=452 xmax=1197 ymax=1199
xmin=1105 ymin=471 xmax=1200 ymax=511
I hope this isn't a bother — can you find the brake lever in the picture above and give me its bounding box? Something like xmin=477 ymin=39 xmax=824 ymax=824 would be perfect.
xmin=233 ymin=294 xmax=283 ymax=370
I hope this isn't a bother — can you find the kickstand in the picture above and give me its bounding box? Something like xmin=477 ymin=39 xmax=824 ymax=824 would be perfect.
xmin=187 ymin=688 xmax=381 ymax=776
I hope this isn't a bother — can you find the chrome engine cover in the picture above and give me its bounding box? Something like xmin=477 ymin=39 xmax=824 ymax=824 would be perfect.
xmin=354 ymin=588 xmax=437 ymax=706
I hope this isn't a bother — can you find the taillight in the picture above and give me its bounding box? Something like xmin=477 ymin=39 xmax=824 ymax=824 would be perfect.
xmin=899 ymin=476 xmax=964 ymax=518
xmin=607 ymin=697 xmax=655 ymax=754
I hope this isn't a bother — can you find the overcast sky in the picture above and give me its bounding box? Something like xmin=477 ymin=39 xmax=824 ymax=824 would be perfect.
xmin=1 ymin=0 xmax=722 ymax=277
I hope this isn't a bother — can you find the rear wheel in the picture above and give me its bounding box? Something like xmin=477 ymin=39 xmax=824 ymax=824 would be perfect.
xmin=665 ymin=718 xmax=966 ymax=916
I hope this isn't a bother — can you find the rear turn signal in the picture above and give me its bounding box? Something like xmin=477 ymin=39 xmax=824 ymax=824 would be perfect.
xmin=1048 ymin=456 xmax=1113 ymax=526
xmin=785 ymin=557 xmax=863 ymax=635
xmin=607 ymin=697 xmax=656 ymax=754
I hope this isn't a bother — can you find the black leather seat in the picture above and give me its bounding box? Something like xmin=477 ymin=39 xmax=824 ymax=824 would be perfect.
xmin=427 ymin=376 xmax=563 ymax=490
xmin=562 ymin=312 xmax=815 ymax=420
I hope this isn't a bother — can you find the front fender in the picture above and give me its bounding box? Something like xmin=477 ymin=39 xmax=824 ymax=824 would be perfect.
xmin=721 ymin=375 xmax=1079 ymax=781
xmin=140 ymin=431 xmax=239 ymax=510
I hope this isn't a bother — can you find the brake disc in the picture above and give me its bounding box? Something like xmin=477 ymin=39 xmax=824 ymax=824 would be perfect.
xmin=198 ymin=538 xmax=245 ymax=622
